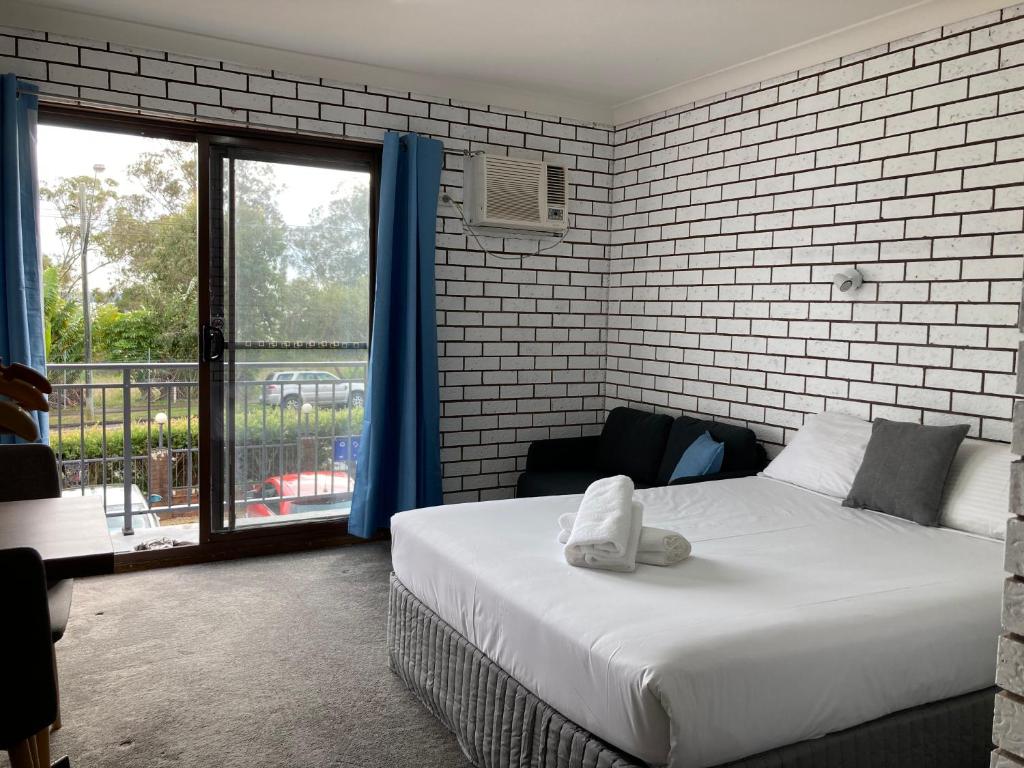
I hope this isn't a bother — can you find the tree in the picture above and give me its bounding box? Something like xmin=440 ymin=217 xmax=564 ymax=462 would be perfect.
xmin=288 ymin=183 xmax=370 ymax=285
xmin=93 ymin=304 xmax=160 ymax=362
xmin=41 ymin=140 xmax=371 ymax=369
xmin=279 ymin=181 xmax=371 ymax=350
xmin=276 ymin=275 xmax=370 ymax=348
xmin=39 ymin=143 xmax=202 ymax=364
xmin=39 ymin=175 xmax=118 ymax=302
xmin=232 ymin=161 xmax=289 ymax=343
xmin=42 ymin=266 xmax=83 ymax=363
xmin=99 ymin=145 xmax=200 ymax=362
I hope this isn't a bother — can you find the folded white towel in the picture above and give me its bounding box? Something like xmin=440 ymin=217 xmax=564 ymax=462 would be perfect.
xmin=558 ymin=511 xmax=691 ymax=567
xmin=563 ymin=476 xmax=641 ymax=572
xmin=565 ymin=502 xmax=643 ymax=572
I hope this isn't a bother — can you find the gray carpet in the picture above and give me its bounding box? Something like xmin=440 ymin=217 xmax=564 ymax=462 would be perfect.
xmin=3 ymin=543 xmax=472 ymax=768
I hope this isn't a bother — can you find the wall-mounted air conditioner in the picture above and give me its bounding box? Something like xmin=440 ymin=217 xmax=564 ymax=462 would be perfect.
xmin=463 ymin=153 xmax=569 ymax=236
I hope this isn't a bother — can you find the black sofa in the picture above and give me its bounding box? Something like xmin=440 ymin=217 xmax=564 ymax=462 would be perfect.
xmin=516 ymin=407 xmax=768 ymax=497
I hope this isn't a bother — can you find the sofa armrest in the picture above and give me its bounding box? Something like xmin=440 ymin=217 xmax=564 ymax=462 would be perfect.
xmin=525 ymin=435 xmax=601 ymax=473
xmin=667 ymin=468 xmax=760 ymax=486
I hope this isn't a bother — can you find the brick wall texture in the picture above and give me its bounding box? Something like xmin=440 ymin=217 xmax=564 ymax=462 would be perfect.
xmin=607 ymin=5 xmax=1024 ymax=451
xmin=3 ymin=3 xmax=1024 ymax=499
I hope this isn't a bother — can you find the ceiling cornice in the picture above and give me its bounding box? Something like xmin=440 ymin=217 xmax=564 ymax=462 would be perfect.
xmin=5 ymin=0 xmax=1014 ymax=130
xmin=4 ymin=0 xmax=615 ymax=126
xmin=613 ymin=0 xmax=1013 ymax=125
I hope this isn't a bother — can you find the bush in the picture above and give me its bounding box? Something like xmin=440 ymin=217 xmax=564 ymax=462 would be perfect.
xmin=51 ymin=415 xmax=200 ymax=462
xmin=51 ymin=406 xmax=365 ymax=491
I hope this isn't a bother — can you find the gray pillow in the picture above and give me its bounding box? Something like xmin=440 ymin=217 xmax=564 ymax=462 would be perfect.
xmin=842 ymin=419 xmax=970 ymax=526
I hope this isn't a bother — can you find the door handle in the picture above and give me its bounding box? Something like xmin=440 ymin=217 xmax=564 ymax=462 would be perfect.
xmin=201 ymin=324 xmax=225 ymax=362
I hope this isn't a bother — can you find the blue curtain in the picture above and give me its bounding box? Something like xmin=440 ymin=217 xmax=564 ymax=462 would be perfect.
xmin=349 ymin=132 xmax=444 ymax=538
xmin=0 ymin=75 xmax=47 ymax=444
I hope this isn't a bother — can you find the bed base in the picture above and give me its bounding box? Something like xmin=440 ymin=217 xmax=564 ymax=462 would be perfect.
xmin=387 ymin=574 xmax=994 ymax=768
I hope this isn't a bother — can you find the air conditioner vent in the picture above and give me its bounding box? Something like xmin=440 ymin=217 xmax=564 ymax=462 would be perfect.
xmin=546 ymin=165 xmax=567 ymax=208
xmin=463 ymin=153 xmax=570 ymax=236
xmin=485 ymin=157 xmax=541 ymax=223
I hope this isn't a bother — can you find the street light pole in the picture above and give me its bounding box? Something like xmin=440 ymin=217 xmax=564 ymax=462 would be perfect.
xmin=78 ymin=163 xmax=104 ymax=420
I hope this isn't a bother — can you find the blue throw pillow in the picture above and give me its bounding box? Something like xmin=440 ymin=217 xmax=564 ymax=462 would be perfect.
xmin=669 ymin=431 xmax=725 ymax=482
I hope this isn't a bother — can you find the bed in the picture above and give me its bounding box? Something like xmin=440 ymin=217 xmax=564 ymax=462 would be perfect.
xmin=389 ymin=476 xmax=1004 ymax=768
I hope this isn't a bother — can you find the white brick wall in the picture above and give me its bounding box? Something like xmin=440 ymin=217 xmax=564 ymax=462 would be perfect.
xmin=0 ymin=24 xmax=613 ymax=502
xmin=3 ymin=3 xmax=1024 ymax=493
xmin=607 ymin=5 xmax=1024 ymax=452
xmin=995 ymin=216 xmax=1024 ymax=767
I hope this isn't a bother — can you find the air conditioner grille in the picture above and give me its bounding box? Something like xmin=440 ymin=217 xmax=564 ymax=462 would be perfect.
xmin=485 ymin=157 xmax=541 ymax=223
xmin=546 ymin=165 xmax=566 ymax=207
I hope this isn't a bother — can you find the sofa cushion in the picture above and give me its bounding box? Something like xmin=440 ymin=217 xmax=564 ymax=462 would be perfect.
xmin=516 ymin=470 xmax=607 ymax=498
xmin=704 ymin=421 xmax=763 ymax=473
xmin=669 ymin=431 xmax=725 ymax=482
xmin=597 ymin=407 xmax=673 ymax=486
xmin=658 ymin=417 xmax=763 ymax=484
xmin=656 ymin=416 xmax=705 ymax=484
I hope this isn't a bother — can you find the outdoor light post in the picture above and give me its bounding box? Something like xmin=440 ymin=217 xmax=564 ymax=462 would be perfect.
xmin=78 ymin=162 xmax=105 ymax=420
xmin=300 ymin=402 xmax=316 ymax=473
xmin=149 ymin=411 xmax=171 ymax=510
xmin=155 ymin=411 xmax=168 ymax=448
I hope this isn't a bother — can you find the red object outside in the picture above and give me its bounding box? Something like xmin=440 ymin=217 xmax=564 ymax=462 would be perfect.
xmin=243 ymin=471 xmax=351 ymax=517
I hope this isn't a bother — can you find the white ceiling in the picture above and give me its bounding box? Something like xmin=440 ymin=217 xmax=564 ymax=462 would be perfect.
xmin=8 ymin=0 xmax=1012 ymax=123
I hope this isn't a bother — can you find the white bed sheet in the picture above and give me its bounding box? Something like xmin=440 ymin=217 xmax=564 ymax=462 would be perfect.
xmin=390 ymin=476 xmax=1004 ymax=768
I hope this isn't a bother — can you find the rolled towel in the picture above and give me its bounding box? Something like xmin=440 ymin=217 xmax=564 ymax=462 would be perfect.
xmin=635 ymin=544 xmax=691 ymax=567
xmin=564 ymin=475 xmax=641 ymax=572
xmin=639 ymin=527 xmax=691 ymax=561
xmin=558 ymin=511 xmax=691 ymax=566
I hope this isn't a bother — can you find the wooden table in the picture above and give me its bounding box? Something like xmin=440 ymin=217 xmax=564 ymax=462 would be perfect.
xmin=0 ymin=495 xmax=115 ymax=579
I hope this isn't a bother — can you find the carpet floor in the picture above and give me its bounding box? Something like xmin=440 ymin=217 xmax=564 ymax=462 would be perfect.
xmin=3 ymin=543 xmax=472 ymax=768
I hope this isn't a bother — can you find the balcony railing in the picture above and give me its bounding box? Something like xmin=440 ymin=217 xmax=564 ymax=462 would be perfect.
xmin=49 ymin=360 xmax=366 ymax=550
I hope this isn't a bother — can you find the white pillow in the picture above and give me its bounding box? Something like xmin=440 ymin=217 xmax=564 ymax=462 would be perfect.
xmin=761 ymin=412 xmax=872 ymax=498
xmin=938 ymin=438 xmax=1011 ymax=540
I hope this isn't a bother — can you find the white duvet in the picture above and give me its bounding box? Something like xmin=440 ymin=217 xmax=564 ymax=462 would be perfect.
xmin=390 ymin=476 xmax=1004 ymax=768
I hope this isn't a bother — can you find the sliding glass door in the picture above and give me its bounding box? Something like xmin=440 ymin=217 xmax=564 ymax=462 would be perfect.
xmin=38 ymin=107 xmax=379 ymax=560
xmin=204 ymin=141 xmax=377 ymax=536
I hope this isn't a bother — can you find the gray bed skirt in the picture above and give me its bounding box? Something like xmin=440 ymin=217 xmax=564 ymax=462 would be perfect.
xmin=387 ymin=574 xmax=995 ymax=768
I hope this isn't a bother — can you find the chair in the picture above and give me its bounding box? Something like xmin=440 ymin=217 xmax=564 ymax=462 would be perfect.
xmin=0 ymin=445 xmax=72 ymax=728
xmin=0 ymin=547 xmax=58 ymax=768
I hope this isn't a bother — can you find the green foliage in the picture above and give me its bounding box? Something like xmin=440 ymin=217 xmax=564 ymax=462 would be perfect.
xmin=39 ymin=175 xmax=119 ymax=302
xmin=93 ymin=304 xmax=160 ymax=361
xmin=98 ymin=146 xmax=199 ymax=363
xmin=53 ymin=415 xmax=200 ymax=462
xmin=52 ymin=411 xmax=364 ymax=466
xmin=41 ymin=138 xmax=371 ymax=366
xmin=237 ymin=405 xmax=364 ymax=440
xmin=42 ymin=266 xmax=84 ymax=363
xmin=289 ymin=183 xmax=370 ymax=284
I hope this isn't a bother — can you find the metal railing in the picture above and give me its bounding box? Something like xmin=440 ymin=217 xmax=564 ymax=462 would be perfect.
xmin=49 ymin=360 xmax=367 ymax=539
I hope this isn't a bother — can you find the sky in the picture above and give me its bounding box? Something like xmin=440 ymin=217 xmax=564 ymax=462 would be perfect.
xmin=37 ymin=124 xmax=368 ymax=291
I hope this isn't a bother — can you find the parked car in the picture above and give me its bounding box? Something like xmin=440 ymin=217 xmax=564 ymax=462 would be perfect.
xmin=243 ymin=471 xmax=352 ymax=518
xmin=63 ymin=484 xmax=161 ymax=532
xmin=260 ymin=371 xmax=364 ymax=409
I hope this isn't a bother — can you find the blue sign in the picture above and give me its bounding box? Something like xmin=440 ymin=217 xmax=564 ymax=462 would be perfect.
xmin=333 ymin=436 xmax=361 ymax=462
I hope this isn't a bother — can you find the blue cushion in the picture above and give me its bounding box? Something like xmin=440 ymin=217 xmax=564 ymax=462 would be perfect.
xmin=669 ymin=431 xmax=724 ymax=482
